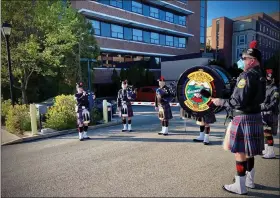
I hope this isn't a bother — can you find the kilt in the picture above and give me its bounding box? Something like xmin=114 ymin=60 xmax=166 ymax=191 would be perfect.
xmin=229 ymin=113 xmax=264 ymax=157
xmin=261 ymin=112 xmax=279 ymax=136
xmin=77 ymin=109 xmax=90 ymax=125
xmin=196 ymin=112 xmax=216 ymax=125
xmin=158 ymin=103 xmax=173 ymax=120
xmin=121 ymin=103 xmax=134 ymax=117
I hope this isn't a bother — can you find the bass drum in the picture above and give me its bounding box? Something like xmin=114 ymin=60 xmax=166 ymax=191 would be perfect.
xmin=177 ymin=65 xmax=232 ymax=117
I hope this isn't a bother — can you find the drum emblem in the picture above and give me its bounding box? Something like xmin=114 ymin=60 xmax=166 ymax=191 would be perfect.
xmin=184 ymin=70 xmax=214 ymax=112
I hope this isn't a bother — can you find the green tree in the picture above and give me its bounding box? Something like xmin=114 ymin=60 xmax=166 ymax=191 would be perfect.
xmin=1 ymin=0 xmax=99 ymax=104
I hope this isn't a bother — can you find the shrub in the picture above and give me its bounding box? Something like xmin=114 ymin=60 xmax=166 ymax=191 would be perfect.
xmin=1 ymin=98 xmax=12 ymax=124
xmin=45 ymin=95 xmax=76 ymax=131
xmin=91 ymin=107 xmax=102 ymax=124
xmin=5 ymin=104 xmax=31 ymax=135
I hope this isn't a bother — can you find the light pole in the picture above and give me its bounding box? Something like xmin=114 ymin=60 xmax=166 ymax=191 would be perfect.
xmin=2 ymin=22 xmax=15 ymax=106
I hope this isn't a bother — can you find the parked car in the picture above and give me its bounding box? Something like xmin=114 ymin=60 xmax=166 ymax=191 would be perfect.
xmin=136 ymin=86 xmax=158 ymax=102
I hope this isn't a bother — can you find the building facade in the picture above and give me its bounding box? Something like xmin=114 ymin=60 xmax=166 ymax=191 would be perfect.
xmin=232 ymin=13 xmax=280 ymax=64
xmin=71 ymin=0 xmax=206 ymax=69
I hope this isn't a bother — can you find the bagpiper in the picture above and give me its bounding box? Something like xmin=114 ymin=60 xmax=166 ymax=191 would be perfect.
xmin=212 ymin=41 xmax=266 ymax=195
xmin=75 ymin=82 xmax=91 ymax=141
xmin=117 ymin=80 xmax=136 ymax=132
xmin=261 ymin=69 xmax=279 ymax=159
xmin=155 ymin=76 xmax=173 ymax=135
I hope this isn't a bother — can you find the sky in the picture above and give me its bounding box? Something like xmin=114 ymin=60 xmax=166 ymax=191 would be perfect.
xmin=207 ymin=0 xmax=280 ymax=27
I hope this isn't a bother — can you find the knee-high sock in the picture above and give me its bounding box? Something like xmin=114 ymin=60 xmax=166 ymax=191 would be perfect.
xmin=128 ymin=120 xmax=131 ymax=124
xmin=205 ymin=127 xmax=210 ymax=134
xmin=200 ymin=126 xmax=205 ymax=132
xmin=266 ymin=136 xmax=274 ymax=146
xmin=246 ymin=157 xmax=254 ymax=172
xmin=236 ymin=161 xmax=247 ymax=176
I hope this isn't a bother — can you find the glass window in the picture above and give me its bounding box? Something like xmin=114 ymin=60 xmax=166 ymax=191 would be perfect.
xmin=166 ymin=35 xmax=173 ymax=46
xmin=101 ymin=22 xmax=111 ymax=37
xmin=174 ymin=15 xmax=179 ymax=24
xmin=200 ymin=17 xmax=205 ymax=27
xmin=111 ymin=24 xmax=123 ymax=39
xmin=200 ymin=36 xmax=205 ymax=44
xmin=151 ymin=32 xmax=159 ymax=44
xmin=174 ymin=37 xmax=179 ymax=47
xmin=143 ymin=31 xmax=150 ymax=43
xmin=166 ymin=12 xmax=174 ymax=23
xmin=238 ymin=35 xmax=245 ymax=45
xmin=179 ymin=38 xmax=186 ymax=48
xmin=123 ymin=0 xmax=132 ymax=11
xmin=132 ymin=29 xmax=143 ymax=41
xmin=143 ymin=4 xmax=149 ymax=16
xmin=159 ymin=9 xmax=166 ymax=21
xmin=200 ymin=0 xmax=205 ymax=7
xmin=259 ymin=24 xmax=262 ymax=31
xmin=110 ymin=0 xmax=122 ymax=8
xmin=200 ymin=27 xmax=205 ymax=37
xmin=150 ymin=7 xmax=159 ymax=18
xmin=239 ymin=24 xmax=244 ymax=31
xmin=92 ymin=20 xmax=100 ymax=35
xmin=179 ymin=16 xmax=186 ymax=26
xmin=124 ymin=27 xmax=132 ymax=40
xmin=160 ymin=34 xmax=166 ymax=46
xmin=200 ymin=6 xmax=205 ymax=18
xmin=132 ymin=1 xmax=142 ymax=14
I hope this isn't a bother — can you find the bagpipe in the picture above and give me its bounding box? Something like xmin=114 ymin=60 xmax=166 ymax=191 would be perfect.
xmin=156 ymin=81 xmax=177 ymax=103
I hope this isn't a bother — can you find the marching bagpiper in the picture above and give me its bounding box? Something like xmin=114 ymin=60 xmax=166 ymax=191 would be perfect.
xmin=155 ymin=76 xmax=173 ymax=135
xmin=75 ymin=82 xmax=91 ymax=141
xmin=261 ymin=69 xmax=279 ymax=159
xmin=212 ymin=41 xmax=266 ymax=195
xmin=117 ymin=80 xmax=136 ymax=132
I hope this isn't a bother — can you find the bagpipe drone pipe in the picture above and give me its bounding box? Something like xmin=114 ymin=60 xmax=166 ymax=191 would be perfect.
xmin=176 ymin=65 xmax=233 ymax=118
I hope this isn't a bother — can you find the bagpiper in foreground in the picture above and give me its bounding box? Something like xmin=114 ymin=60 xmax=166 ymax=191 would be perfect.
xmin=75 ymin=82 xmax=91 ymax=141
xmin=261 ymin=69 xmax=279 ymax=159
xmin=212 ymin=41 xmax=266 ymax=195
xmin=155 ymin=76 xmax=173 ymax=136
xmin=117 ymin=80 xmax=136 ymax=132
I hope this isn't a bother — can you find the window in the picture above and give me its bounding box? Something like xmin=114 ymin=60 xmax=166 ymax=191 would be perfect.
xmin=151 ymin=32 xmax=159 ymax=44
xmin=111 ymin=24 xmax=123 ymax=39
xmin=179 ymin=38 xmax=186 ymax=48
xmin=132 ymin=29 xmax=143 ymax=41
xmin=160 ymin=34 xmax=166 ymax=46
xmin=141 ymin=88 xmax=154 ymax=93
xmin=200 ymin=17 xmax=205 ymax=27
xmin=179 ymin=16 xmax=186 ymax=26
xmin=166 ymin=35 xmax=173 ymax=46
xmin=92 ymin=20 xmax=100 ymax=35
xmin=143 ymin=31 xmax=150 ymax=43
xmin=166 ymin=12 xmax=174 ymax=23
xmin=150 ymin=7 xmax=159 ymax=18
xmin=174 ymin=37 xmax=179 ymax=47
xmin=132 ymin=1 xmax=142 ymax=14
xmin=110 ymin=0 xmax=122 ymax=8
xmin=269 ymin=40 xmax=271 ymax=47
xmin=124 ymin=27 xmax=132 ymax=40
xmin=236 ymin=48 xmax=245 ymax=60
xmin=259 ymin=24 xmax=262 ymax=31
xmin=239 ymin=24 xmax=244 ymax=31
xmin=200 ymin=27 xmax=205 ymax=37
xmin=101 ymin=22 xmax=111 ymax=37
xmin=200 ymin=6 xmax=205 ymax=18
xmin=238 ymin=35 xmax=245 ymax=45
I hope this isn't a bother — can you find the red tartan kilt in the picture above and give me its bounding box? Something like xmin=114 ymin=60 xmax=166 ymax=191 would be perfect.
xmin=229 ymin=113 xmax=264 ymax=157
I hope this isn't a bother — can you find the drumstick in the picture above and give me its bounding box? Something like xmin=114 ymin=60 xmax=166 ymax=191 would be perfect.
xmin=200 ymin=89 xmax=212 ymax=98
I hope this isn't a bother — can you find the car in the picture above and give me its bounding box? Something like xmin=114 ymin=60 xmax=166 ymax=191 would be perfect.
xmin=136 ymin=86 xmax=158 ymax=102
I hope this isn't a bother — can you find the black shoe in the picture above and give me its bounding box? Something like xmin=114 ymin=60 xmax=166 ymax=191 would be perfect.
xmin=193 ymin=139 xmax=203 ymax=142
xmin=84 ymin=137 xmax=90 ymax=139
xmin=79 ymin=138 xmax=84 ymax=141
xmin=122 ymin=129 xmax=127 ymax=132
xmin=163 ymin=133 xmax=168 ymax=136
xmin=158 ymin=133 xmax=163 ymax=135
xmin=128 ymin=130 xmax=132 ymax=132
xmin=203 ymin=142 xmax=210 ymax=145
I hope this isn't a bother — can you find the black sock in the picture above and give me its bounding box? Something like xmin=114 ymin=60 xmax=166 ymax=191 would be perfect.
xmin=264 ymin=135 xmax=268 ymax=144
xmin=122 ymin=118 xmax=126 ymax=124
xmin=83 ymin=126 xmax=88 ymax=132
xmin=236 ymin=161 xmax=247 ymax=176
xmin=205 ymin=127 xmax=210 ymax=134
xmin=200 ymin=126 xmax=205 ymax=132
xmin=267 ymin=136 xmax=274 ymax=146
xmin=162 ymin=121 xmax=165 ymax=126
xmin=247 ymin=157 xmax=254 ymax=172
xmin=78 ymin=127 xmax=83 ymax=133
xmin=165 ymin=121 xmax=169 ymax=127
xmin=128 ymin=120 xmax=131 ymax=124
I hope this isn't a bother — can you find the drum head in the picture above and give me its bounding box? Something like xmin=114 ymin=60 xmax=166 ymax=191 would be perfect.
xmin=177 ymin=65 xmax=227 ymax=116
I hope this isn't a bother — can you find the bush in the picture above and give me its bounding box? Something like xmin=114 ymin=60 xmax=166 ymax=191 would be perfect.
xmin=1 ymin=98 xmax=12 ymax=124
xmin=91 ymin=107 xmax=102 ymax=124
xmin=45 ymin=95 xmax=76 ymax=131
xmin=5 ymin=104 xmax=31 ymax=135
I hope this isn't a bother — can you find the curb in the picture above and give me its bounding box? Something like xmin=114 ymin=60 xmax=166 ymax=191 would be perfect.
xmin=2 ymin=120 xmax=122 ymax=146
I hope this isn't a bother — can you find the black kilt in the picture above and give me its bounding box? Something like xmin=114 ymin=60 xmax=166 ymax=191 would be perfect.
xmin=121 ymin=103 xmax=134 ymax=117
xmin=158 ymin=103 xmax=173 ymax=120
xmin=261 ymin=112 xmax=278 ymax=135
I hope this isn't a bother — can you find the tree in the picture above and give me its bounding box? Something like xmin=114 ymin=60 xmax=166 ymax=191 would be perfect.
xmin=1 ymin=0 xmax=99 ymax=104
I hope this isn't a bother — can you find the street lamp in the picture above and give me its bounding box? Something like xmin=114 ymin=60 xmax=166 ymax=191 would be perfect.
xmin=2 ymin=21 xmax=15 ymax=106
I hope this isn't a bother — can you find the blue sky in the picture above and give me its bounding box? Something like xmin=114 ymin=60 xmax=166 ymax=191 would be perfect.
xmin=207 ymin=1 xmax=280 ymax=27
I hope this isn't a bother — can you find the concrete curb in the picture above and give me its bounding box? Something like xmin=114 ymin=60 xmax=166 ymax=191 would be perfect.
xmin=2 ymin=120 xmax=122 ymax=146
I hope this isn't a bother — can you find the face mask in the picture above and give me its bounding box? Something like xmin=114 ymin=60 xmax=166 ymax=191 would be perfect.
xmin=122 ymin=84 xmax=127 ymax=89
xmin=237 ymin=59 xmax=245 ymax=70
xmin=159 ymin=81 xmax=165 ymax=88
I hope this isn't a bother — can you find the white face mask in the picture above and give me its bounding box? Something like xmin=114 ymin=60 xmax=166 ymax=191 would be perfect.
xmin=159 ymin=81 xmax=165 ymax=88
xmin=122 ymin=84 xmax=127 ymax=89
xmin=78 ymin=88 xmax=83 ymax=93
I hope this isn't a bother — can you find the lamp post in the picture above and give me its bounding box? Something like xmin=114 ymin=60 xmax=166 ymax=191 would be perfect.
xmin=2 ymin=22 xmax=15 ymax=106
